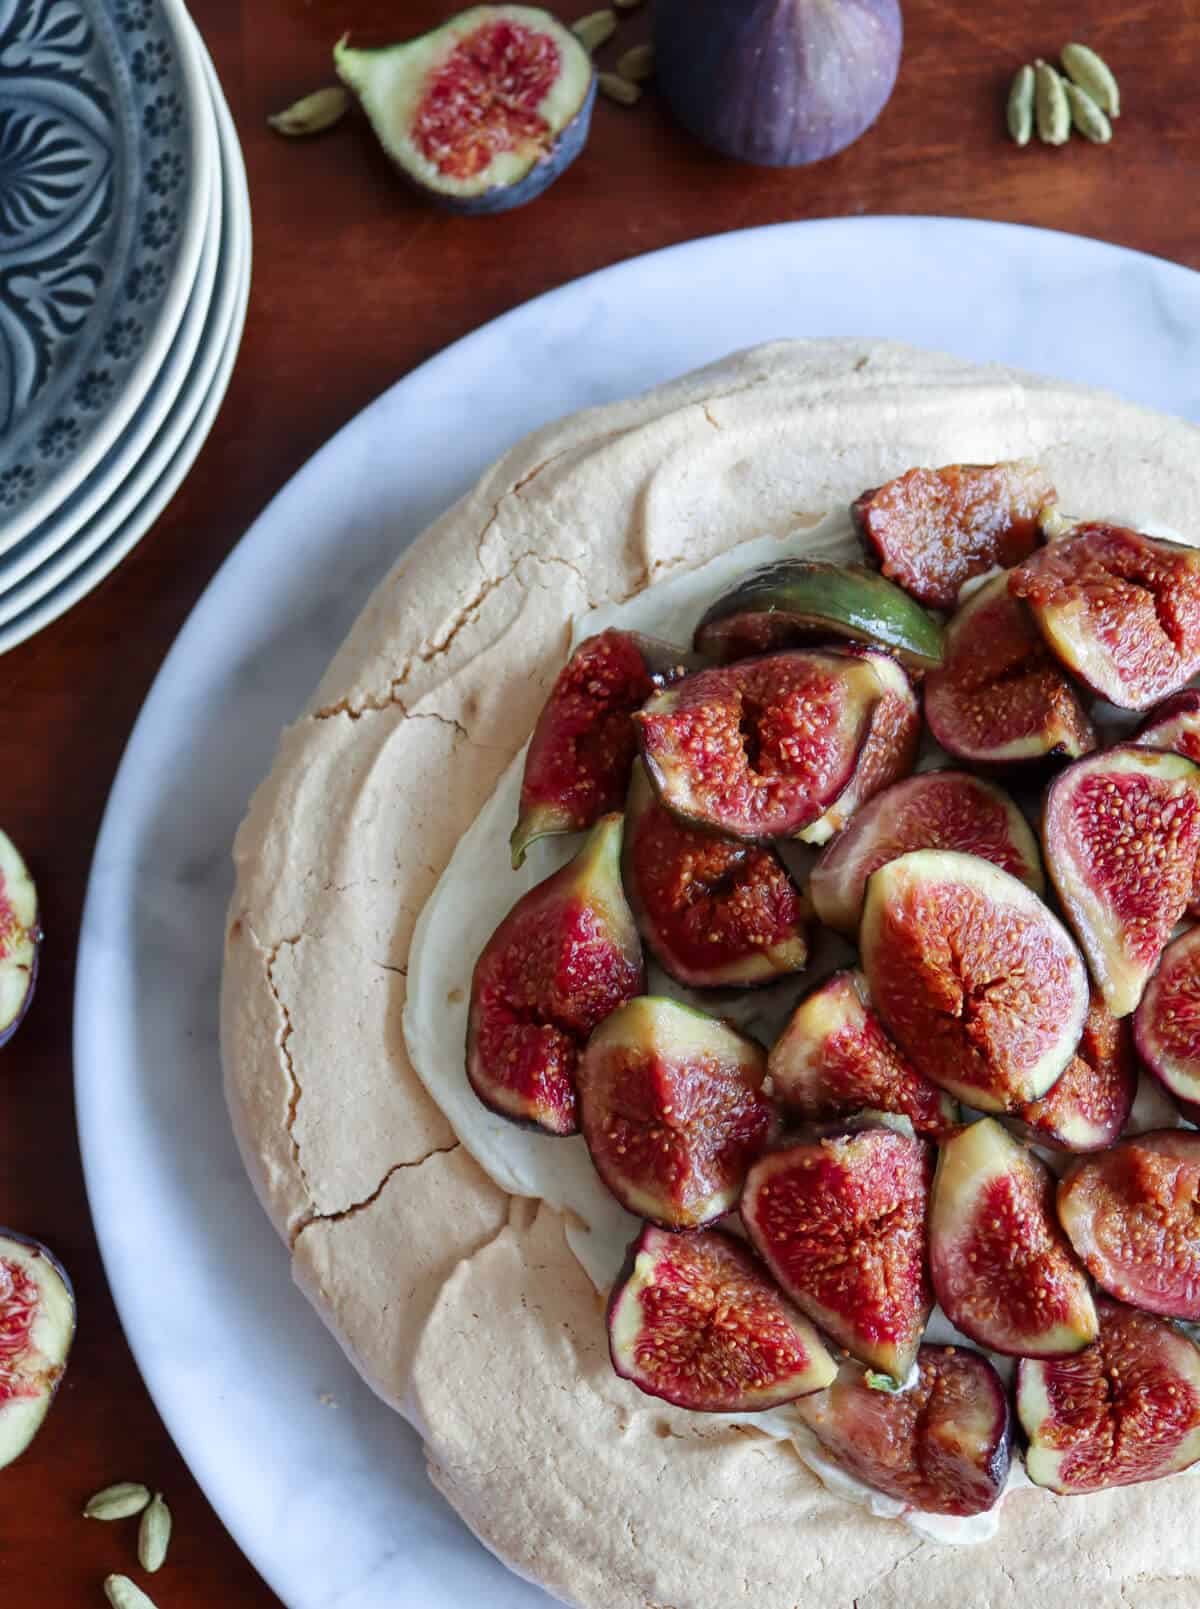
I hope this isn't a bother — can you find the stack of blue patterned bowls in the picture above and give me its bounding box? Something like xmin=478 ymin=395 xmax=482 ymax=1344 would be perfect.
xmin=0 ymin=0 xmax=251 ymax=651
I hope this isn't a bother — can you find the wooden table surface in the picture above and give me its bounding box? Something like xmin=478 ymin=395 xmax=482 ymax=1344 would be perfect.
xmin=4 ymin=0 xmax=1197 ymax=1601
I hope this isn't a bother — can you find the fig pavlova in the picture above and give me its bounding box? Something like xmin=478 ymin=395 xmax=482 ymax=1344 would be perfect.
xmin=224 ymin=342 xmax=1200 ymax=1609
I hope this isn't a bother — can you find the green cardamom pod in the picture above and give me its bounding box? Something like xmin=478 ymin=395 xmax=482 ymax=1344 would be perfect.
xmin=598 ymin=71 xmax=640 ymax=106
xmin=137 ymin=1492 xmax=172 ymax=1574
xmin=268 ymin=86 xmax=350 ymax=137
xmin=571 ymin=10 xmax=617 ymax=53
xmin=83 ymin=1483 xmax=151 ymax=1521
xmin=1063 ymin=81 xmax=1112 ymax=145
xmin=1061 ymin=42 xmax=1120 ymax=117
xmin=1034 ymin=60 xmax=1071 ymax=147
xmin=617 ymin=44 xmax=655 ymax=84
xmin=1007 ymin=64 xmax=1035 ymax=147
xmin=104 ymin=1578 xmax=159 ymax=1609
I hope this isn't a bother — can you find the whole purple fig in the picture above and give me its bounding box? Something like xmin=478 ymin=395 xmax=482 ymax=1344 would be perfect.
xmin=654 ymin=0 xmax=903 ymax=167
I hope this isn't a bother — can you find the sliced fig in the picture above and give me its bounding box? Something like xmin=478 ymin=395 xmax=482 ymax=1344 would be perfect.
xmin=692 ymin=559 xmax=944 ymax=672
xmin=1135 ymin=926 xmax=1200 ymax=1122
xmin=860 ymin=850 xmax=1089 ymax=1113
xmin=768 ymin=970 xmax=958 ymax=1139
xmin=1133 ymin=689 xmax=1200 ymax=915
xmin=1058 ymin=1131 xmax=1200 ymax=1319
xmin=1043 ymin=746 xmax=1200 ymax=1019
xmin=1009 ymin=986 xmax=1137 ymax=1152
xmin=334 ymin=7 xmax=595 ymax=215
xmin=511 ymin=630 xmax=698 ymax=868
xmin=0 ymin=1232 xmax=75 ymax=1470
xmin=930 ymin=1119 xmax=1097 ymax=1357
xmin=1018 ymin=1298 xmax=1200 ymax=1494
xmin=1009 ymin=523 xmax=1200 ymax=711
xmin=852 ymin=460 xmax=1055 ymax=609
xmin=741 ymin=1128 xmax=933 ymax=1380
xmin=0 ymin=831 xmax=41 ymax=1048
xmin=577 ymin=997 xmax=775 ymax=1229
xmin=467 ymin=814 xmax=644 ymax=1135
xmin=607 ymin=1224 xmax=836 ymax=1412
xmin=621 ymin=761 xmax=808 ymax=990
xmin=810 ymin=770 xmax=1044 ymax=937
xmin=634 ymin=649 xmax=882 ymax=842
xmin=796 ymin=650 xmax=919 ymax=846
xmin=796 ymin=1345 xmax=1012 ymax=1516
xmin=923 ymin=573 xmax=1096 ymax=767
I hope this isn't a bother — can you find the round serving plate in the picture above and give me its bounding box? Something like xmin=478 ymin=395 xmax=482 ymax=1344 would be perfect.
xmin=0 ymin=0 xmax=215 ymax=551
xmin=0 ymin=19 xmax=249 ymax=650
xmin=75 ymin=222 xmax=1200 ymax=1609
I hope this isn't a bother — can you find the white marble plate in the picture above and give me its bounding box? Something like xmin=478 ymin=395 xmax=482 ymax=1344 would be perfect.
xmin=76 ymin=221 xmax=1200 ymax=1609
xmin=0 ymin=19 xmax=250 ymax=650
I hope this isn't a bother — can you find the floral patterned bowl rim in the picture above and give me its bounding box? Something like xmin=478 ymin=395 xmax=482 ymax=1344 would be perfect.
xmin=0 ymin=0 xmax=216 ymax=551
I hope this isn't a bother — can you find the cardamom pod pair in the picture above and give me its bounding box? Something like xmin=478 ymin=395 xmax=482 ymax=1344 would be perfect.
xmin=1008 ymin=44 xmax=1120 ymax=148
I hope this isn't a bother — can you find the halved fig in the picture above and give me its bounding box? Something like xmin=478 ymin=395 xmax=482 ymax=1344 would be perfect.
xmin=0 ymin=1232 xmax=75 ymax=1470
xmin=768 ymin=970 xmax=958 ymax=1139
xmin=860 ymin=850 xmax=1089 ymax=1113
xmin=634 ymin=649 xmax=882 ymax=842
xmin=467 ymin=814 xmax=644 ymax=1135
xmin=930 ymin=1119 xmax=1097 ymax=1357
xmin=1135 ymin=926 xmax=1200 ymax=1122
xmin=810 ymin=770 xmax=1043 ymax=937
xmin=692 ymin=559 xmax=944 ymax=672
xmin=1009 ymin=523 xmax=1200 ymax=711
xmin=607 ymin=1224 xmax=836 ymax=1411
xmin=0 ymin=831 xmax=41 ymax=1048
xmin=1043 ymin=746 xmax=1200 ymax=1019
xmin=741 ymin=1128 xmax=933 ymax=1380
xmin=852 ymin=460 xmax=1055 ymax=609
xmin=1018 ymin=1298 xmax=1200 ymax=1494
xmin=577 ymin=997 xmax=775 ymax=1229
xmin=796 ymin=1345 xmax=1012 ymax=1516
xmin=1009 ymin=985 xmax=1137 ymax=1152
xmin=795 ymin=650 xmax=919 ymax=846
xmin=1058 ymin=1131 xmax=1200 ymax=1319
xmin=511 ymin=630 xmax=698 ymax=868
xmin=1134 ymin=689 xmax=1200 ymax=915
xmin=621 ymin=761 xmax=809 ymax=990
xmin=334 ymin=6 xmax=595 ymax=215
xmin=923 ymin=573 xmax=1096 ymax=767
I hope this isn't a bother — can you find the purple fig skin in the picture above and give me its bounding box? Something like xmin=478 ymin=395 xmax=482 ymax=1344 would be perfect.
xmin=655 ymin=0 xmax=902 ymax=168
xmin=0 ymin=829 xmax=42 ymax=1049
xmin=0 ymin=1231 xmax=76 ymax=1471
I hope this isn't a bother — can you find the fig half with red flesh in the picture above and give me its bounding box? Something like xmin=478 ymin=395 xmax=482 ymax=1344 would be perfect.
xmin=860 ymin=850 xmax=1089 ymax=1113
xmin=1135 ymin=926 xmax=1200 ymax=1122
xmin=467 ymin=813 xmax=644 ymax=1135
xmin=923 ymin=573 xmax=1096 ymax=767
xmin=1009 ymin=523 xmax=1200 ymax=711
xmin=0 ymin=831 xmax=40 ymax=1048
xmin=741 ymin=1128 xmax=933 ymax=1380
xmin=1134 ymin=689 xmax=1200 ymax=915
xmin=511 ymin=630 xmax=698 ymax=869
xmin=796 ymin=650 xmax=920 ymax=846
xmin=578 ymin=996 xmax=775 ymax=1229
xmin=796 ymin=1346 xmax=1012 ymax=1516
xmin=334 ymin=7 xmax=596 ymax=215
xmin=0 ymin=1232 xmax=75 ymax=1470
xmin=691 ymin=559 xmax=945 ymax=673
xmin=810 ymin=770 xmax=1044 ymax=937
xmin=634 ymin=649 xmax=882 ymax=842
xmin=1058 ymin=1131 xmax=1200 ymax=1319
xmin=607 ymin=1224 xmax=836 ymax=1412
xmin=1009 ymin=985 xmax=1136 ymax=1153
xmin=852 ymin=460 xmax=1055 ymax=609
xmin=621 ymin=761 xmax=809 ymax=990
xmin=1043 ymin=746 xmax=1200 ymax=1019
xmin=930 ymin=1119 xmax=1097 ymax=1357
xmin=768 ymin=970 xmax=958 ymax=1139
xmin=1018 ymin=1298 xmax=1200 ymax=1495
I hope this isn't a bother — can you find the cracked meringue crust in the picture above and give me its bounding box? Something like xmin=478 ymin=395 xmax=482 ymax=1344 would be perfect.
xmin=221 ymin=338 xmax=1200 ymax=1609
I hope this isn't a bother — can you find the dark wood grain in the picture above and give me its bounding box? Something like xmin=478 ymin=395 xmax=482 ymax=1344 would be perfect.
xmin=3 ymin=1 xmax=1197 ymax=1601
